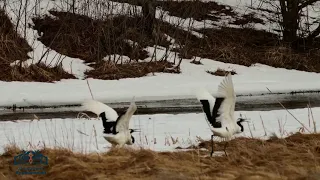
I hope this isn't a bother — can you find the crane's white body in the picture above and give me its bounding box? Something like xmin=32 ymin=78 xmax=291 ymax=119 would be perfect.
xmin=81 ymin=98 xmax=137 ymax=147
xmin=196 ymin=73 xmax=246 ymax=158
xmin=196 ymin=73 xmax=241 ymax=139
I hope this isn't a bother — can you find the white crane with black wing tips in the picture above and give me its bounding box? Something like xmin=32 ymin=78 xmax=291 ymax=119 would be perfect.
xmin=81 ymin=97 xmax=140 ymax=147
xmin=196 ymin=73 xmax=248 ymax=157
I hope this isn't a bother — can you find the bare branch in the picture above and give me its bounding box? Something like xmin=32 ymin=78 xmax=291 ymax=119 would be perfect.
xmin=307 ymin=23 xmax=320 ymax=40
xmin=299 ymin=0 xmax=320 ymax=10
xmin=279 ymin=0 xmax=287 ymax=15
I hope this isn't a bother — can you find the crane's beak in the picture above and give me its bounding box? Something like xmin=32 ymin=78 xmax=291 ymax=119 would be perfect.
xmin=130 ymin=128 xmax=141 ymax=133
xmin=239 ymin=117 xmax=250 ymax=123
xmin=243 ymin=118 xmax=251 ymax=122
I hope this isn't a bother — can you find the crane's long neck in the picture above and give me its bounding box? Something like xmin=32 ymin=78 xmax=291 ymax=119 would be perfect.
xmin=237 ymin=121 xmax=244 ymax=132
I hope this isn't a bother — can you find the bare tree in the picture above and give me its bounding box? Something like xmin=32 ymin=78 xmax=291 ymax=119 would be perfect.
xmin=141 ymin=0 xmax=156 ymax=36
xmin=278 ymin=0 xmax=320 ymax=46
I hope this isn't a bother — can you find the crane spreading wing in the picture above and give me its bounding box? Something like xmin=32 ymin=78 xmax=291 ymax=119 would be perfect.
xmin=215 ymin=73 xmax=236 ymax=126
xmin=196 ymin=88 xmax=222 ymax=129
xmin=114 ymin=98 xmax=137 ymax=133
xmin=81 ymin=100 xmax=119 ymax=134
xmin=81 ymin=100 xmax=118 ymax=122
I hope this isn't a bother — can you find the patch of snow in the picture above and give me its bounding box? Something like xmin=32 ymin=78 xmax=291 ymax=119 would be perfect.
xmin=1 ymin=107 xmax=319 ymax=154
xmin=0 ymin=53 xmax=320 ymax=107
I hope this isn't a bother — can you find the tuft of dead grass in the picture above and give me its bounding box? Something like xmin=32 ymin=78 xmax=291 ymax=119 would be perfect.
xmin=1 ymin=133 xmax=320 ymax=179
xmin=85 ymin=60 xmax=174 ymax=80
xmin=207 ymin=68 xmax=237 ymax=76
xmin=111 ymin=0 xmax=236 ymax=21
xmin=156 ymin=0 xmax=236 ymax=21
xmin=231 ymin=13 xmax=265 ymax=26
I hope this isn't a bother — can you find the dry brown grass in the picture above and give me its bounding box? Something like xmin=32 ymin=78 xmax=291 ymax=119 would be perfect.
xmin=1 ymin=63 xmax=76 ymax=82
xmin=183 ymin=27 xmax=320 ymax=73
xmin=111 ymin=0 xmax=237 ymax=21
xmin=85 ymin=60 xmax=174 ymax=80
xmin=29 ymin=1 xmax=320 ymax=80
xmin=31 ymin=11 xmax=179 ymax=79
xmin=207 ymin=68 xmax=237 ymax=76
xmin=0 ymin=10 xmax=75 ymax=82
xmin=0 ymin=10 xmax=31 ymax=64
xmin=1 ymin=133 xmax=320 ymax=179
xmin=156 ymin=0 xmax=236 ymax=21
xmin=32 ymin=11 xmax=169 ymax=63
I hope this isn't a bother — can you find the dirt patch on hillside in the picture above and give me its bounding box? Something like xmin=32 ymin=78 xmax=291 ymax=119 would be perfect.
xmin=1 ymin=133 xmax=320 ymax=179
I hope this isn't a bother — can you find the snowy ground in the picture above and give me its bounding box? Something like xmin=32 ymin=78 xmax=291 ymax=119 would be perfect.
xmin=2 ymin=60 xmax=320 ymax=107
xmin=0 ymin=1 xmax=320 ymax=157
xmin=1 ymin=107 xmax=319 ymax=154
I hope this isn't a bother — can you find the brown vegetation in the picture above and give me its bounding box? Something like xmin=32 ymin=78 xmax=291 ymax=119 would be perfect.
xmin=32 ymin=11 xmax=177 ymax=79
xmin=207 ymin=68 xmax=237 ymax=76
xmin=1 ymin=133 xmax=320 ymax=179
xmin=107 ymin=0 xmax=320 ymax=73
xmin=0 ymin=10 xmax=31 ymax=64
xmin=185 ymin=27 xmax=320 ymax=72
xmin=0 ymin=10 xmax=75 ymax=82
xmin=32 ymin=11 xmax=157 ymax=63
xmin=111 ymin=0 xmax=236 ymax=21
xmin=156 ymin=0 xmax=236 ymax=21
xmin=85 ymin=61 xmax=174 ymax=80
xmin=0 ymin=63 xmax=76 ymax=82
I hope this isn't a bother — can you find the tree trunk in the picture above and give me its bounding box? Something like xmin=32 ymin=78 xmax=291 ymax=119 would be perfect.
xmin=141 ymin=0 xmax=156 ymax=37
xmin=279 ymin=0 xmax=300 ymax=43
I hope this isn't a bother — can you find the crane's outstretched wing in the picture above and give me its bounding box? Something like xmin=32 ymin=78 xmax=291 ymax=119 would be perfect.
xmin=216 ymin=73 xmax=236 ymax=126
xmin=114 ymin=98 xmax=137 ymax=133
xmin=81 ymin=100 xmax=118 ymax=122
xmin=81 ymin=100 xmax=119 ymax=134
xmin=196 ymin=88 xmax=222 ymax=129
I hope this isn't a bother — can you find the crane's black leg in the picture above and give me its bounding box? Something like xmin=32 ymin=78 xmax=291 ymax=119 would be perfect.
xmin=223 ymin=141 xmax=229 ymax=157
xmin=210 ymin=134 xmax=214 ymax=157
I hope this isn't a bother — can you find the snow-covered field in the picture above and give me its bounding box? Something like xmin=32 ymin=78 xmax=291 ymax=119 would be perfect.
xmin=2 ymin=59 xmax=320 ymax=107
xmin=1 ymin=0 xmax=320 ymax=155
xmin=1 ymin=106 xmax=318 ymax=154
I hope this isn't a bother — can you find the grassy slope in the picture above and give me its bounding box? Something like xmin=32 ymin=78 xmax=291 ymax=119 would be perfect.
xmin=1 ymin=133 xmax=320 ymax=179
